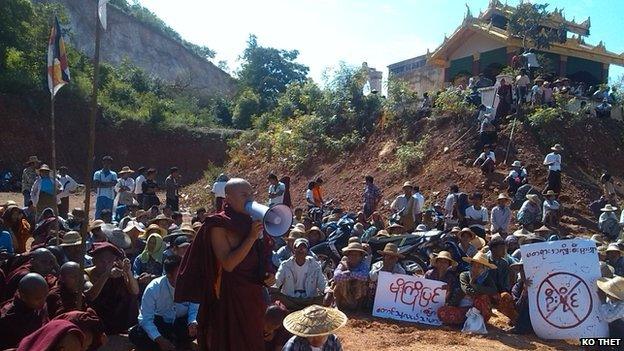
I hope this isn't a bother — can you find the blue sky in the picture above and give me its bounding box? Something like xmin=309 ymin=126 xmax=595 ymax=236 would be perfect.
xmin=138 ymin=0 xmax=624 ymax=83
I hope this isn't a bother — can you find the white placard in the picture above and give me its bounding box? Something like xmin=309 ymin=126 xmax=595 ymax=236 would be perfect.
xmin=372 ymin=271 xmax=447 ymax=326
xmin=522 ymin=239 xmax=609 ymax=339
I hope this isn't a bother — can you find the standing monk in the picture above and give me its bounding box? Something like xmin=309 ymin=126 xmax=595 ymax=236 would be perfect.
xmin=175 ymin=178 xmax=274 ymax=350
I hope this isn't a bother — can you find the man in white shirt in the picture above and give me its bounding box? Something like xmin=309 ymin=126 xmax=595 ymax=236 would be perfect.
xmin=57 ymin=166 xmax=78 ymax=219
xmin=129 ymin=255 xmax=198 ymax=351
xmin=444 ymin=184 xmax=461 ymax=229
xmin=115 ymin=166 xmax=136 ymax=208
xmin=504 ymin=160 xmax=528 ymax=195
xmin=273 ymin=238 xmax=327 ymax=311
xmin=93 ymin=156 xmax=118 ymax=220
xmin=211 ymin=173 xmax=229 ymax=211
xmin=515 ymin=69 xmax=530 ymax=105
xmin=267 ymin=173 xmax=285 ymax=206
xmin=542 ymin=190 xmax=560 ymax=227
xmin=473 ymin=144 xmax=496 ymax=175
xmin=413 ymin=185 xmax=425 ymax=223
xmin=543 ymin=144 xmax=563 ymax=194
xmin=464 ymin=192 xmax=488 ymax=238
xmin=134 ymin=167 xmax=147 ymax=207
xmin=391 ymin=181 xmax=419 ymax=231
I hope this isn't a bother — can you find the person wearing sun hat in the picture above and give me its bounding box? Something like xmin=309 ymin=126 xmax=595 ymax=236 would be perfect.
xmin=491 ymin=193 xmax=512 ymax=236
xmin=541 ymin=190 xmax=560 ymax=227
xmin=543 ymin=143 xmax=563 ymax=194
xmin=21 ymin=156 xmax=41 ymax=206
xmin=273 ymin=238 xmax=327 ymax=311
xmin=331 ymin=242 xmax=370 ymax=311
xmin=599 ymin=204 xmax=620 ymax=241
xmin=425 ymin=251 xmax=460 ymax=305
xmin=457 ymin=227 xmax=481 ymax=257
xmin=93 ymin=156 xmax=118 ymax=220
xmin=438 ymin=250 xmax=499 ymax=325
xmin=504 ymin=160 xmax=528 ymax=195
xmin=391 ymin=181 xmax=419 ymax=232
xmin=596 ymin=275 xmax=624 ymax=337
xmin=306 ymin=226 xmax=325 ymax=247
xmin=114 ymin=166 xmax=135 ymax=208
xmin=517 ymin=194 xmax=542 ymax=231
xmin=605 ymin=243 xmax=624 ymax=277
xmin=272 ymin=228 xmax=318 ymax=268
xmin=282 ymin=305 xmax=347 ymax=351
xmin=30 ymin=164 xmax=62 ymax=218
xmin=369 ymin=243 xmax=406 ymax=294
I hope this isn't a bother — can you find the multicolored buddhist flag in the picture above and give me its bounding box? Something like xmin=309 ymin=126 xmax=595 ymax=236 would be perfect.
xmin=98 ymin=0 xmax=109 ymax=30
xmin=47 ymin=17 xmax=70 ymax=97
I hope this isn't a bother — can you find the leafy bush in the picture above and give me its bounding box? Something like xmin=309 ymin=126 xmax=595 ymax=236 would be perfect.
xmin=232 ymin=89 xmax=261 ymax=129
xmin=392 ymin=135 xmax=430 ymax=173
xmin=527 ymin=107 xmax=562 ymax=127
xmin=383 ymin=78 xmax=420 ymax=129
xmin=433 ymin=90 xmax=472 ymax=117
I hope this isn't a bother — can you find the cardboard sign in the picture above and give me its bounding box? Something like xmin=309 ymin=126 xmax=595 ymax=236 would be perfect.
xmin=522 ymin=239 xmax=609 ymax=339
xmin=372 ymin=271 xmax=447 ymax=325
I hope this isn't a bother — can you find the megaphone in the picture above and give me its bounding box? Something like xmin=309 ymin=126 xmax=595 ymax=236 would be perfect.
xmin=244 ymin=201 xmax=293 ymax=237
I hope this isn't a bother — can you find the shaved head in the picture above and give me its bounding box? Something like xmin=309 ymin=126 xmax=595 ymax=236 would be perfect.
xmin=224 ymin=178 xmax=253 ymax=213
xmin=31 ymin=248 xmax=59 ymax=276
xmin=18 ymin=273 xmax=49 ymax=309
xmin=60 ymin=261 xmax=83 ymax=292
xmin=60 ymin=261 xmax=82 ymax=277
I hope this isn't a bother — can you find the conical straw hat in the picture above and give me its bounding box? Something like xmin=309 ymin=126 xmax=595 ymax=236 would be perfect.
xmin=283 ymin=305 xmax=348 ymax=337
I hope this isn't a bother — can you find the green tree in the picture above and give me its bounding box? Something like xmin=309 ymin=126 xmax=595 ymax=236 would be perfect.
xmin=237 ymin=34 xmax=309 ymax=111
xmin=232 ymin=89 xmax=260 ymax=129
xmin=508 ymin=3 xmax=566 ymax=50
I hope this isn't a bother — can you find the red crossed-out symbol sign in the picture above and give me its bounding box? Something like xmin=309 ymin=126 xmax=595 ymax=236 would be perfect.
xmin=536 ymin=272 xmax=593 ymax=329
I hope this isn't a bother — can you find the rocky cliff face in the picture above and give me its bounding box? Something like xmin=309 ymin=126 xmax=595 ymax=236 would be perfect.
xmin=38 ymin=0 xmax=236 ymax=96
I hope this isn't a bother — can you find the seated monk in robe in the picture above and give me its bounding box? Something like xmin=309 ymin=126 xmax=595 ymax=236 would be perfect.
xmin=54 ymin=308 xmax=107 ymax=351
xmin=175 ymin=178 xmax=275 ymax=351
xmin=46 ymin=262 xmax=87 ymax=318
xmin=14 ymin=319 xmax=85 ymax=351
xmin=84 ymin=242 xmax=139 ymax=335
xmin=3 ymin=248 xmax=59 ymax=301
xmin=0 ymin=273 xmax=50 ymax=350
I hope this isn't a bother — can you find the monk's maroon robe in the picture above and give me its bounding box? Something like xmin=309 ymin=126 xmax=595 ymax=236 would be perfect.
xmin=0 ymin=297 xmax=49 ymax=349
xmin=175 ymin=205 xmax=274 ymax=351
xmin=85 ymin=271 xmax=138 ymax=335
xmin=46 ymin=282 xmax=85 ymax=318
xmin=2 ymin=263 xmax=56 ymax=303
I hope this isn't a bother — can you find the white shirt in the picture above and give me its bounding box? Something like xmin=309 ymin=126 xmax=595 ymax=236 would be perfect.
xmin=465 ymin=205 xmax=488 ymax=230
xmin=57 ymin=174 xmax=78 ymax=199
xmin=523 ymin=52 xmax=539 ymax=68
xmin=413 ymin=193 xmax=424 ymax=214
xmin=391 ymin=194 xmax=419 ymax=221
xmin=93 ymin=169 xmax=118 ymax=199
xmin=478 ymin=151 xmax=496 ymax=163
xmin=268 ymin=182 xmax=286 ymax=205
xmin=306 ymin=189 xmax=314 ymax=205
xmin=292 ymin=260 xmax=309 ymax=295
xmin=599 ymin=299 xmax=624 ymax=323
xmin=543 ymin=152 xmax=561 ymax=171
xmin=543 ymin=199 xmax=560 ymax=219
xmin=515 ymin=74 xmax=530 ymax=87
xmin=444 ymin=193 xmax=458 ymax=217
xmin=134 ymin=174 xmax=146 ymax=195
xmin=115 ymin=177 xmax=135 ymax=194
xmin=212 ymin=181 xmax=226 ymax=198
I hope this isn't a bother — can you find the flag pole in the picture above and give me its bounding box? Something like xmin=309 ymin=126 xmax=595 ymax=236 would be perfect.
xmin=80 ymin=3 xmax=103 ymax=268
xmin=50 ymin=92 xmax=61 ymax=243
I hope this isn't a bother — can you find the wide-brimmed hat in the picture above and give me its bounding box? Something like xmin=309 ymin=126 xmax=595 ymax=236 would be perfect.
xmin=294 ymin=238 xmax=309 ymax=248
xmin=497 ymin=193 xmax=512 ymax=202
xmin=450 ymin=226 xmax=462 ymax=234
xmin=105 ymin=226 xmax=132 ymax=250
xmin=470 ymin=236 xmax=486 ymax=250
xmin=388 ymin=223 xmax=405 ymax=231
xmin=543 ymin=190 xmax=557 ymax=197
xmin=59 ymin=231 xmax=82 ymax=247
xmin=459 ymin=227 xmax=476 ymax=238
xmin=526 ymin=194 xmax=540 ymax=205
xmin=534 ymin=225 xmax=552 ymax=234
xmin=118 ymin=166 xmax=134 ymax=175
xmin=25 ymin=156 xmax=41 ymax=165
xmin=431 ymin=251 xmax=457 ymax=267
xmin=375 ymin=229 xmax=391 ymax=237
xmin=551 ymin=144 xmax=564 ymax=151
xmin=192 ymin=221 xmax=203 ymax=231
xmin=283 ymin=305 xmax=348 ymax=337
xmin=597 ymin=276 xmax=624 ymax=301
xmin=141 ymin=223 xmax=167 ymax=239
xmin=307 ymin=226 xmax=325 ymax=241
xmin=601 ymin=204 xmax=618 ymax=212
xmin=402 ymin=181 xmax=414 ymax=189
xmin=415 ymin=224 xmax=428 ymax=232
xmin=88 ymin=242 xmax=124 ymax=259
xmin=123 ymin=220 xmax=145 ymax=234
xmin=286 ymin=228 xmax=307 ymax=241
xmin=377 ymin=243 xmax=404 ymax=258
xmin=150 ymin=214 xmax=173 ymax=225
xmin=462 ymin=250 xmax=497 ymax=269
xmin=342 ymin=242 xmax=368 ymax=254
xmin=294 ymin=223 xmax=307 ymax=232
xmin=513 ymin=227 xmax=531 ymax=236
xmin=89 ymin=220 xmax=105 ymax=231
xmin=38 ymin=164 xmax=51 ymax=172
xmin=179 ymin=223 xmax=196 ymax=236
xmin=511 ymin=160 xmax=522 ymax=167
xmin=606 ymin=243 xmax=623 ymax=254
xmin=590 ymin=234 xmax=606 ymax=246
xmin=519 ymin=234 xmax=546 ymax=245
xmin=163 ymin=230 xmax=188 ymax=244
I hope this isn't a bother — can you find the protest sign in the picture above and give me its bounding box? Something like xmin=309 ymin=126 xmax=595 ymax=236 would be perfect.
xmin=372 ymin=271 xmax=447 ymax=326
xmin=522 ymin=239 xmax=609 ymax=339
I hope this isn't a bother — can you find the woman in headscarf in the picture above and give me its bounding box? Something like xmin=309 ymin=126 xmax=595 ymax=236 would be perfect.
xmin=1 ymin=204 xmax=31 ymax=253
xmin=132 ymin=233 xmax=164 ymax=290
